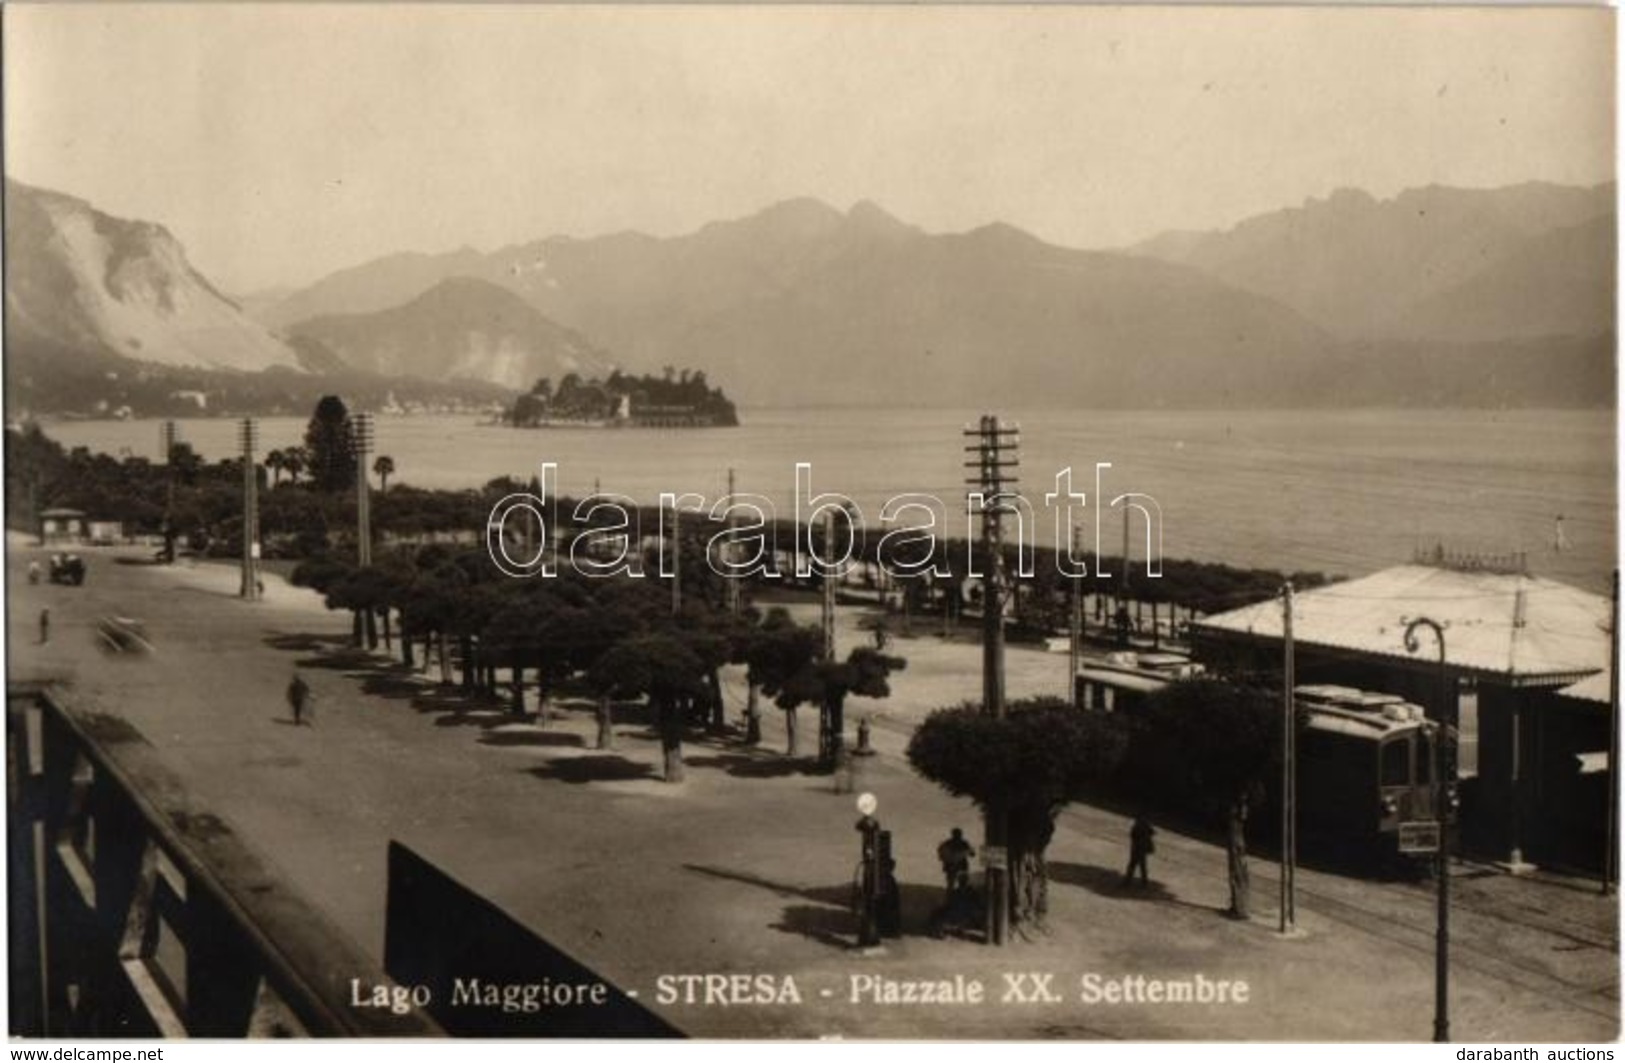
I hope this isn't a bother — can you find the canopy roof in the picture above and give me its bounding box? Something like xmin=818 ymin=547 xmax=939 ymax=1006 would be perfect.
xmin=1193 ymin=564 xmax=1610 ymax=686
xmin=1558 ymin=669 xmax=1613 ymax=705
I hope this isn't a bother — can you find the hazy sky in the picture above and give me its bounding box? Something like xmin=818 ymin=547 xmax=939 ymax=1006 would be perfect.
xmin=6 ymin=4 xmax=1615 ymax=293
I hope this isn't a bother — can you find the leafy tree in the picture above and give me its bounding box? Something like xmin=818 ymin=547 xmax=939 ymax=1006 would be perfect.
xmin=908 ymin=698 xmax=1127 ymax=929
xmin=326 ymin=565 xmax=396 ymax=649
xmin=1136 ymin=678 xmax=1281 ymax=919
xmin=283 ymin=446 xmax=309 ymax=485
xmin=744 ymin=610 xmax=823 ymax=757
xmin=304 ymin=395 xmax=357 ymax=493
xmin=399 ymin=557 xmax=476 ymax=680
xmin=482 ymin=597 xmax=551 ymax=716
xmin=590 ymin=634 xmax=708 ymax=782
xmin=790 ymin=647 xmax=907 ymax=770
xmin=168 ymin=441 xmax=203 ymax=486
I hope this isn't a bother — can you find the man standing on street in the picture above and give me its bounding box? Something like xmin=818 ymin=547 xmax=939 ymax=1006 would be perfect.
xmin=1124 ymin=813 xmax=1156 ymax=887
xmin=287 ymin=672 xmax=312 ymax=726
xmin=937 ymin=827 xmax=974 ymax=895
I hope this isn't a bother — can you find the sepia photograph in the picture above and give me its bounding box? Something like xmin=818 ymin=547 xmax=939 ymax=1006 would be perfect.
xmin=2 ymin=2 xmax=1618 ymax=1045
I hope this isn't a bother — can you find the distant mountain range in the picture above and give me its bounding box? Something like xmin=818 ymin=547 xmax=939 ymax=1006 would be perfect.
xmin=5 ymin=179 xmax=304 ymax=373
xmin=4 ymin=176 xmax=1615 ymax=414
xmin=1130 ymin=182 xmax=1615 ymax=342
xmin=284 ymin=277 xmax=613 ymax=391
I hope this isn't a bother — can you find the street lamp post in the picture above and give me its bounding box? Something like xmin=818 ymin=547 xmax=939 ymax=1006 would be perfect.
xmin=854 ymin=792 xmax=882 ymax=948
xmin=1404 ymin=616 xmax=1453 ymax=1044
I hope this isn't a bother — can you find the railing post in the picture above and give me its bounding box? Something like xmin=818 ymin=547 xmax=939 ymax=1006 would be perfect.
xmin=91 ymin=767 xmax=155 ymax=1036
xmin=8 ymin=700 xmax=46 ymax=1035
xmin=187 ymin=890 xmax=264 ymax=1035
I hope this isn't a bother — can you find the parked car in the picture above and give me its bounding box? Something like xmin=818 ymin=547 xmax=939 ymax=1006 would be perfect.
xmin=48 ymin=554 xmax=86 ymax=586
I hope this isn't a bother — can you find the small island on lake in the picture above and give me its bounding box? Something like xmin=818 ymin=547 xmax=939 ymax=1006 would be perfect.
xmin=507 ymin=368 xmax=739 ymax=428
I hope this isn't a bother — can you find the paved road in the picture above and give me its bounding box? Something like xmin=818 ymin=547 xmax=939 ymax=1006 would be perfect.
xmin=8 ymin=540 xmax=1617 ymax=1040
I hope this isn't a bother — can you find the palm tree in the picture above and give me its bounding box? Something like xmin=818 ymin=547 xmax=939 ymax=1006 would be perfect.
xmin=265 ymin=449 xmax=287 ymax=485
xmin=373 ymin=454 xmax=395 ymax=492
xmin=283 ymin=446 xmax=308 ymax=485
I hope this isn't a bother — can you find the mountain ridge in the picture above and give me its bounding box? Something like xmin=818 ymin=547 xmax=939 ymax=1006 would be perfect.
xmin=4 ymin=178 xmax=307 ymax=374
xmin=1128 ymin=180 xmax=1616 ymax=339
xmin=283 ymin=276 xmax=613 ymax=390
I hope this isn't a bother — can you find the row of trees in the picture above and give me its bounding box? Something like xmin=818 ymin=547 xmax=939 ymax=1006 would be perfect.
xmin=908 ymin=678 xmax=1283 ymax=933
xmin=262 ymin=445 xmax=394 ymax=490
xmin=8 ymin=401 xmax=1323 ymax=630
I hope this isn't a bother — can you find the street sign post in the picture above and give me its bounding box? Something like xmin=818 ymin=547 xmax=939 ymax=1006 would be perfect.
xmin=1399 ymin=820 xmax=1442 ymax=855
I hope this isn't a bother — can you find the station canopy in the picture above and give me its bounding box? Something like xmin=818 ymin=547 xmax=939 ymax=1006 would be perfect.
xmin=1193 ymin=564 xmax=1610 ymax=687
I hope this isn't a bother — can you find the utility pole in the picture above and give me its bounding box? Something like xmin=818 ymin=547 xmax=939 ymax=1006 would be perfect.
xmin=1121 ymin=504 xmax=1131 ymax=643
xmin=161 ymin=421 xmax=178 ymax=561
xmin=964 ymin=414 xmax=1019 ymax=946
xmin=1069 ymin=522 xmax=1083 ymax=706
xmin=821 ymin=509 xmax=837 ymax=659
xmin=1280 ymin=581 xmax=1297 ymax=934
xmin=238 ymin=418 xmax=260 ymax=600
xmin=1605 ymin=570 xmax=1620 ymax=895
xmin=670 ymin=501 xmax=682 ymax=617
xmin=353 ymin=413 xmax=374 ymax=567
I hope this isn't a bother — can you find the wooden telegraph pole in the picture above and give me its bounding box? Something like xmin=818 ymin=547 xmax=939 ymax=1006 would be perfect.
xmin=1280 ymin=581 xmax=1298 ymax=933
xmin=964 ymin=414 xmax=1019 ymax=946
xmin=238 ymin=418 xmax=260 ymax=600
xmin=1605 ymin=570 xmax=1619 ymax=895
xmin=161 ymin=421 xmax=178 ymax=560
xmin=1069 ymin=522 xmax=1083 ymax=705
xmin=353 ymin=413 xmax=374 ymax=567
xmin=671 ymin=501 xmax=681 ymax=617
xmin=727 ymin=468 xmax=742 ymax=616
xmin=822 ymin=509 xmax=837 ymax=659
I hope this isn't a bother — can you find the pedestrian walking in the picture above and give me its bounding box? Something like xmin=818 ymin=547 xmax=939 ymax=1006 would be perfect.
xmin=1123 ymin=813 xmax=1156 ymax=886
xmin=286 ymin=672 xmax=312 ymax=726
xmin=27 ymin=560 xmax=41 ymax=585
xmin=38 ymin=608 xmax=50 ymax=644
xmin=936 ymin=827 xmax=975 ymax=896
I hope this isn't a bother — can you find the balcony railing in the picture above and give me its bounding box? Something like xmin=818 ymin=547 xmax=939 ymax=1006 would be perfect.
xmin=7 ymin=681 xmax=442 ymax=1037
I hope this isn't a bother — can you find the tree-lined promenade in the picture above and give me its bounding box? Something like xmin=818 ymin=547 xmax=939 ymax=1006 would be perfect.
xmin=7 ymin=411 xmax=1330 ymax=626
xmin=8 ymin=401 xmax=1336 ymax=926
xmin=8 ymin=536 xmax=1615 ymax=1040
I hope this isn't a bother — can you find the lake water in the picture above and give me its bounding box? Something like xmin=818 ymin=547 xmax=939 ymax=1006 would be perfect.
xmin=42 ymin=407 xmax=1617 ymax=592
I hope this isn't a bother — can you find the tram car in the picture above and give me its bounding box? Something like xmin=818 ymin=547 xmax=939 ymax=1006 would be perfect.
xmin=1073 ymin=651 xmax=1205 ymax=713
xmin=1292 ymin=684 xmax=1439 ymax=856
xmin=1074 ymin=664 xmax=1438 ymax=858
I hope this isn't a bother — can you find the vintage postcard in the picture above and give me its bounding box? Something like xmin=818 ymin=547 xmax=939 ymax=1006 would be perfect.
xmin=3 ymin=3 xmax=1617 ymax=1044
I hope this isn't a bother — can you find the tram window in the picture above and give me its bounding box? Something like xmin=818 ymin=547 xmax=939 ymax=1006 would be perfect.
xmin=1381 ymin=739 xmax=1410 ymax=786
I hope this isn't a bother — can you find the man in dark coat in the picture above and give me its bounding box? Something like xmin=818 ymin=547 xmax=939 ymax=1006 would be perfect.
xmin=287 ymin=673 xmax=312 ymax=726
xmin=1124 ymin=814 xmax=1156 ymax=886
xmin=937 ymin=827 xmax=974 ymax=895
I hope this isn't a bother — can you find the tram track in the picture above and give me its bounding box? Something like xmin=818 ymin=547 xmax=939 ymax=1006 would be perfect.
xmin=1054 ymin=810 xmax=1620 ymax=1023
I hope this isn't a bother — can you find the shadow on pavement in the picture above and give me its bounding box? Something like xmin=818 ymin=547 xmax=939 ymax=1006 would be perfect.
xmin=290 ymin=649 xmax=379 ymax=671
xmin=685 ymin=864 xmax=956 ymax=949
xmin=685 ymin=752 xmax=822 ymax=779
xmin=478 ymin=729 xmax=585 ymax=749
xmin=773 ymin=904 xmax=853 ymax=949
xmin=526 ymin=755 xmax=658 ymax=784
xmin=264 ymin=632 xmax=353 ymax=652
xmin=1048 ymin=860 xmax=1189 ymax=907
